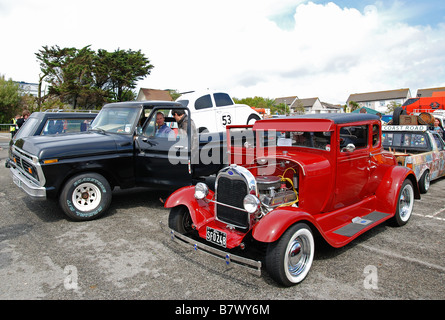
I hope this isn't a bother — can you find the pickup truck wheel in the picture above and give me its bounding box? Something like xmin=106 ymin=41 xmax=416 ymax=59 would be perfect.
xmin=169 ymin=206 xmax=193 ymax=234
xmin=265 ymin=223 xmax=314 ymax=286
xmin=418 ymin=170 xmax=430 ymax=194
xmin=392 ymin=179 xmax=414 ymax=227
xmin=59 ymin=173 xmax=112 ymax=221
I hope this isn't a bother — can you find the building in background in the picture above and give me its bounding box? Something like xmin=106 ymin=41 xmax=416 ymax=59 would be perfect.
xmin=15 ymin=81 xmax=41 ymax=97
xmin=274 ymin=96 xmax=342 ymax=114
xmin=137 ymin=88 xmax=173 ymax=101
xmin=416 ymin=87 xmax=445 ymax=97
xmin=346 ymin=88 xmax=411 ymax=114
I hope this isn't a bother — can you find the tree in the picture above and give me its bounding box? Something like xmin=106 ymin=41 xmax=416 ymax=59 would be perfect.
xmin=36 ymin=45 xmax=99 ymax=109
xmin=0 ymin=75 xmax=22 ymax=123
xmin=97 ymin=48 xmax=154 ymax=102
xmin=347 ymin=101 xmax=360 ymax=112
xmin=167 ymin=89 xmax=181 ymax=101
xmin=270 ymin=103 xmax=287 ymax=115
xmin=387 ymin=101 xmax=401 ymax=114
xmin=35 ymin=46 xmax=154 ymax=109
xmin=234 ymin=96 xmax=274 ymax=109
xmin=293 ymin=99 xmax=305 ymax=114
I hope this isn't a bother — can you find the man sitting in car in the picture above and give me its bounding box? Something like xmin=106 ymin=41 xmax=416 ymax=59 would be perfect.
xmin=155 ymin=112 xmax=172 ymax=137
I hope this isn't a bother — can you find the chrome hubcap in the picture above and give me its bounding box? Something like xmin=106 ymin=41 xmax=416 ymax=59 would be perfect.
xmin=424 ymin=172 xmax=430 ymax=191
xmin=399 ymin=184 xmax=414 ymax=221
xmin=287 ymin=235 xmax=311 ymax=278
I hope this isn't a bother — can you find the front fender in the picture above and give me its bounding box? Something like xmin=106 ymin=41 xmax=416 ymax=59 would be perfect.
xmin=164 ymin=186 xmax=196 ymax=209
xmin=375 ymin=166 xmax=420 ymax=214
xmin=252 ymin=207 xmax=318 ymax=243
xmin=164 ymin=186 xmax=215 ymax=226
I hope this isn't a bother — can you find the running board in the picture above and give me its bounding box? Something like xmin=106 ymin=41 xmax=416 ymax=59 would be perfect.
xmin=333 ymin=211 xmax=390 ymax=237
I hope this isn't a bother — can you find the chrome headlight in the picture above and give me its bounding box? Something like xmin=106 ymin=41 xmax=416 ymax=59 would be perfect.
xmin=194 ymin=182 xmax=209 ymax=200
xmin=243 ymin=194 xmax=260 ymax=213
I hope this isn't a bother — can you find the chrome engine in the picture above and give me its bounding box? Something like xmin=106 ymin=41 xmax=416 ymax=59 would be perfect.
xmin=256 ymin=175 xmax=297 ymax=209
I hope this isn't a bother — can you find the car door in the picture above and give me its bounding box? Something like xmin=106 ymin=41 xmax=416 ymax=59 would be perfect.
xmin=213 ymin=92 xmax=236 ymax=133
xmin=193 ymin=94 xmax=216 ymax=133
xmin=431 ymin=132 xmax=445 ymax=178
xmin=335 ymin=124 xmax=371 ymax=208
xmin=134 ymin=107 xmax=192 ymax=188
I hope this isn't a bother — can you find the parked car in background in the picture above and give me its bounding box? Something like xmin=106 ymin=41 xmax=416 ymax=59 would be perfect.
xmin=5 ymin=110 xmax=97 ymax=168
xmin=382 ymin=124 xmax=445 ymax=193
xmin=165 ymin=113 xmax=419 ymax=286
xmin=176 ymin=91 xmax=261 ymax=133
xmin=11 ymin=110 xmax=97 ymax=140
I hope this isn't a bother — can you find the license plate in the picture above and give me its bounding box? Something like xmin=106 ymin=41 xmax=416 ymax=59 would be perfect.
xmin=206 ymin=227 xmax=227 ymax=248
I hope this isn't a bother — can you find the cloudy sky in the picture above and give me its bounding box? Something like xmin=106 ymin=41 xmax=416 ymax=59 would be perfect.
xmin=1 ymin=0 xmax=444 ymax=104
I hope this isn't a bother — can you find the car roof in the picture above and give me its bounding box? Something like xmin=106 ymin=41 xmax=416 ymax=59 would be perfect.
xmin=176 ymin=91 xmax=230 ymax=101
xmin=288 ymin=113 xmax=380 ymax=124
xmin=254 ymin=113 xmax=380 ymax=132
xmin=29 ymin=112 xmax=97 ymax=120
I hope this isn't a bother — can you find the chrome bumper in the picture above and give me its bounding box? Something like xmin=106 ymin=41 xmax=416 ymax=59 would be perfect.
xmin=160 ymin=222 xmax=262 ymax=276
xmin=9 ymin=166 xmax=46 ymax=199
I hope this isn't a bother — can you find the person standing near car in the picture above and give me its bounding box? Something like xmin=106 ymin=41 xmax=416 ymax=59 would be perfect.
xmin=16 ymin=110 xmax=30 ymax=129
xmin=172 ymin=109 xmax=198 ymax=164
xmin=10 ymin=114 xmax=20 ymax=138
xmin=433 ymin=118 xmax=445 ymax=139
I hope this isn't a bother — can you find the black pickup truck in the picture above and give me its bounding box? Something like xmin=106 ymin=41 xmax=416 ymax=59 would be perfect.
xmin=8 ymin=101 xmax=226 ymax=221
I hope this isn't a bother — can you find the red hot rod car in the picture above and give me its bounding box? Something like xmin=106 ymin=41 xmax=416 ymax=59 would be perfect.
xmin=164 ymin=113 xmax=419 ymax=286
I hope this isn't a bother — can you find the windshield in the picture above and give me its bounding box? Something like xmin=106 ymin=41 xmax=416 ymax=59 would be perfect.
xmin=91 ymin=107 xmax=140 ymax=134
xmin=14 ymin=117 xmax=39 ymax=140
xmin=382 ymin=131 xmax=430 ymax=151
xmin=229 ymin=127 xmax=331 ymax=151
xmin=259 ymin=130 xmax=332 ymax=151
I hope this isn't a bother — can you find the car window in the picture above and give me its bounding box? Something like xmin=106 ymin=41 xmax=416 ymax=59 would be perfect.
xmin=142 ymin=109 xmax=177 ymax=139
xmin=339 ymin=125 xmax=368 ymax=151
xmin=382 ymin=132 xmax=429 ymax=151
xmin=41 ymin=118 xmax=93 ymax=135
xmin=195 ymin=95 xmax=213 ymax=110
xmin=91 ymin=107 xmax=139 ymax=134
xmin=14 ymin=117 xmax=39 ymax=139
xmin=372 ymin=124 xmax=380 ymax=147
xmin=258 ymin=130 xmax=331 ymax=151
xmin=432 ymin=133 xmax=445 ymax=151
xmin=229 ymin=127 xmax=255 ymax=149
xmin=214 ymin=93 xmax=233 ymax=107
xmin=136 ymin=107 xmax=152 ymax=134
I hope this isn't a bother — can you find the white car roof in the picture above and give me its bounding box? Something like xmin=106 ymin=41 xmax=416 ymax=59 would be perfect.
xmin=176 ymin=90 xmax=232 ymax=102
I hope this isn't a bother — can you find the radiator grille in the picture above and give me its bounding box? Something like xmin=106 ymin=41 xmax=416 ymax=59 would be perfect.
xmin=12 ymin=152 xmax=39 ymax=181
xmin=216 ymin=176 xmax=249 ymax=229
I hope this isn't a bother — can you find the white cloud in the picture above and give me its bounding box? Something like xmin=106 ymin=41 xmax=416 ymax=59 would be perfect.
xmin=1 ymin=0 xmax=444 ymax=104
